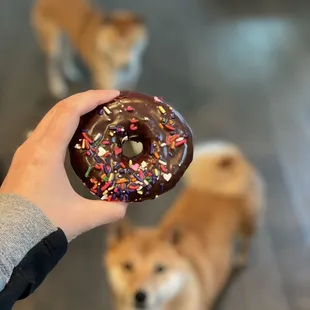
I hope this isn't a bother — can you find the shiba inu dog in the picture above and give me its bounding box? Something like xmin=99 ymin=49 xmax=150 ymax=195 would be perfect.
xmin=31 ymin=0 xmax=148 ymax=98
xmin=104 ymin=141 xmax=265 ymax=310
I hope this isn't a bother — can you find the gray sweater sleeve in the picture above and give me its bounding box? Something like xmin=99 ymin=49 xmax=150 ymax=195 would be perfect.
xmin=0 ymin=194 xmax=57 ymax=292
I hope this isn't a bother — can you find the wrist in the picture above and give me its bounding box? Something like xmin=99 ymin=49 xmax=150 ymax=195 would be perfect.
xmin=0 ymin=193 xmax=57 ymax=288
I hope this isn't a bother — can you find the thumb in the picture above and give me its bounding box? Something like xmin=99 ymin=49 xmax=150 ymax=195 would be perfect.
xmin=74 ymin=198 xmax=128 ymax=235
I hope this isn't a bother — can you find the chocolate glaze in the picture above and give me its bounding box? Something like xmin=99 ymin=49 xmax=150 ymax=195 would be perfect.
xmin=69 ymin=91 xmax=193 ymax=202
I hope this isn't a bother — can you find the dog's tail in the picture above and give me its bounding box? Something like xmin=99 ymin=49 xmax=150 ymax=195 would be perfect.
xmin=183 ymin=141 xmax=266 ymax=223
xmin=183 ymin=141 xmax=265 ymax=208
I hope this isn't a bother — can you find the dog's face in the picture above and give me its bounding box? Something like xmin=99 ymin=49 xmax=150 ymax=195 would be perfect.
xmin=97 ymin=11 xmax=148 ymax=69
xmin=104 ymin=220 xmax=188 ymax=310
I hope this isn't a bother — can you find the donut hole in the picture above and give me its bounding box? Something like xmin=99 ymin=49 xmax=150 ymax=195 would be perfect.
xmin=122 ymin=140 xmax=144 ymax=158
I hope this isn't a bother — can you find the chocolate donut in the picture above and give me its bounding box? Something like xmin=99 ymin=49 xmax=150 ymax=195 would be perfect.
xmin=69 ymin=91 xmax=193 ymax=202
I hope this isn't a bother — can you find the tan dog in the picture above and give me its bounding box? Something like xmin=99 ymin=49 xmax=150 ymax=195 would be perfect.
xmin=104 ymin=141 xmax=265 ymax=310
xmin=32 ymin=0 xmax=148 ymax=98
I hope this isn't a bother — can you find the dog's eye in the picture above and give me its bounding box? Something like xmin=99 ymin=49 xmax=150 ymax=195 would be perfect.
xmin=123 ymin=262 xmax=133 ymax=271
xmin=155 ymin=264 xmax=166 ymax=274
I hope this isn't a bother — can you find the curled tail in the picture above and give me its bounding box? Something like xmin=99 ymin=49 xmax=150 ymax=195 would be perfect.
xmin=183 ymin=141 xmax=266 ymax=214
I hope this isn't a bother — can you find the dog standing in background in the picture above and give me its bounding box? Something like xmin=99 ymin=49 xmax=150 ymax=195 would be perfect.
xmin=104 ymin=141 xmax=265 ymax=310
xmin=31 ymin=0 xmax=148 ymax=99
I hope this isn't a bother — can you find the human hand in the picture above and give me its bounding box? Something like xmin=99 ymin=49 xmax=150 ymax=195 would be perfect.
xmin=0 ymin=90 xmax=127 ymax=241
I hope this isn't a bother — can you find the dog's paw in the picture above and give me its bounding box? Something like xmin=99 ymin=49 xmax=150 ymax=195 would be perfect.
xmin=233 ymin=254 xmax=248 ymax=270
xmin=64 ymin=63 xmax=83 ymax=82
xmin=49 ymin=79 xmax=68 ymax=99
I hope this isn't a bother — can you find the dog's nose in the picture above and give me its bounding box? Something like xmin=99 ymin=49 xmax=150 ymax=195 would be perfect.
xmin=135 ymin=290 xmax=147 ymax=305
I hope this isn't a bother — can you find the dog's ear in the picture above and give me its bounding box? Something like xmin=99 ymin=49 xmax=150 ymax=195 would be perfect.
xmin=102 ymin=14 xmax=114 ymax=25
xmin=132 ymin=14 xmax=145 ymax=25
xmin=107 ymin=218 xmax=133 ymax=248
xmin=217 ymin=155 xmax=235 ymax=170
xmin=160 ymin=226 xmax=182 ymax=246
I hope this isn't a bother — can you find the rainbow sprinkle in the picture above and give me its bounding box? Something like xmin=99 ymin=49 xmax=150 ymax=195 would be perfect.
xmin=158 ymin=106 xmax=166 ymax=114
xmin=103 ymin=107 xmax=111 ymax=115
xmin=154 ymin=96 xmax=163 ymax=103
xmin=85 ymin=166 xmax=92 ymax=178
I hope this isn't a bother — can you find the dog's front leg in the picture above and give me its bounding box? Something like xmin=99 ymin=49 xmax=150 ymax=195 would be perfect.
xmin=47 ymin=52 xmax=69 ymax=99
xmin=234 ymin=219 xmax=255 ymax=269
xmin=91 ymin=61 xmax=116 ymax=90
xmin=62 ymin=39 xmax=82 ymax=83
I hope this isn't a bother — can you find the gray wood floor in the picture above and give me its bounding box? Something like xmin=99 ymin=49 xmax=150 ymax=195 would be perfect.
xmin=1 ymin=0 xmax=310 ymax=309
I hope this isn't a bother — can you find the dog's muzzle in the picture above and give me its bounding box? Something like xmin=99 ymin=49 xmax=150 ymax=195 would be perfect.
xmin=134 ymin=290 xmax=147 ymax=309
